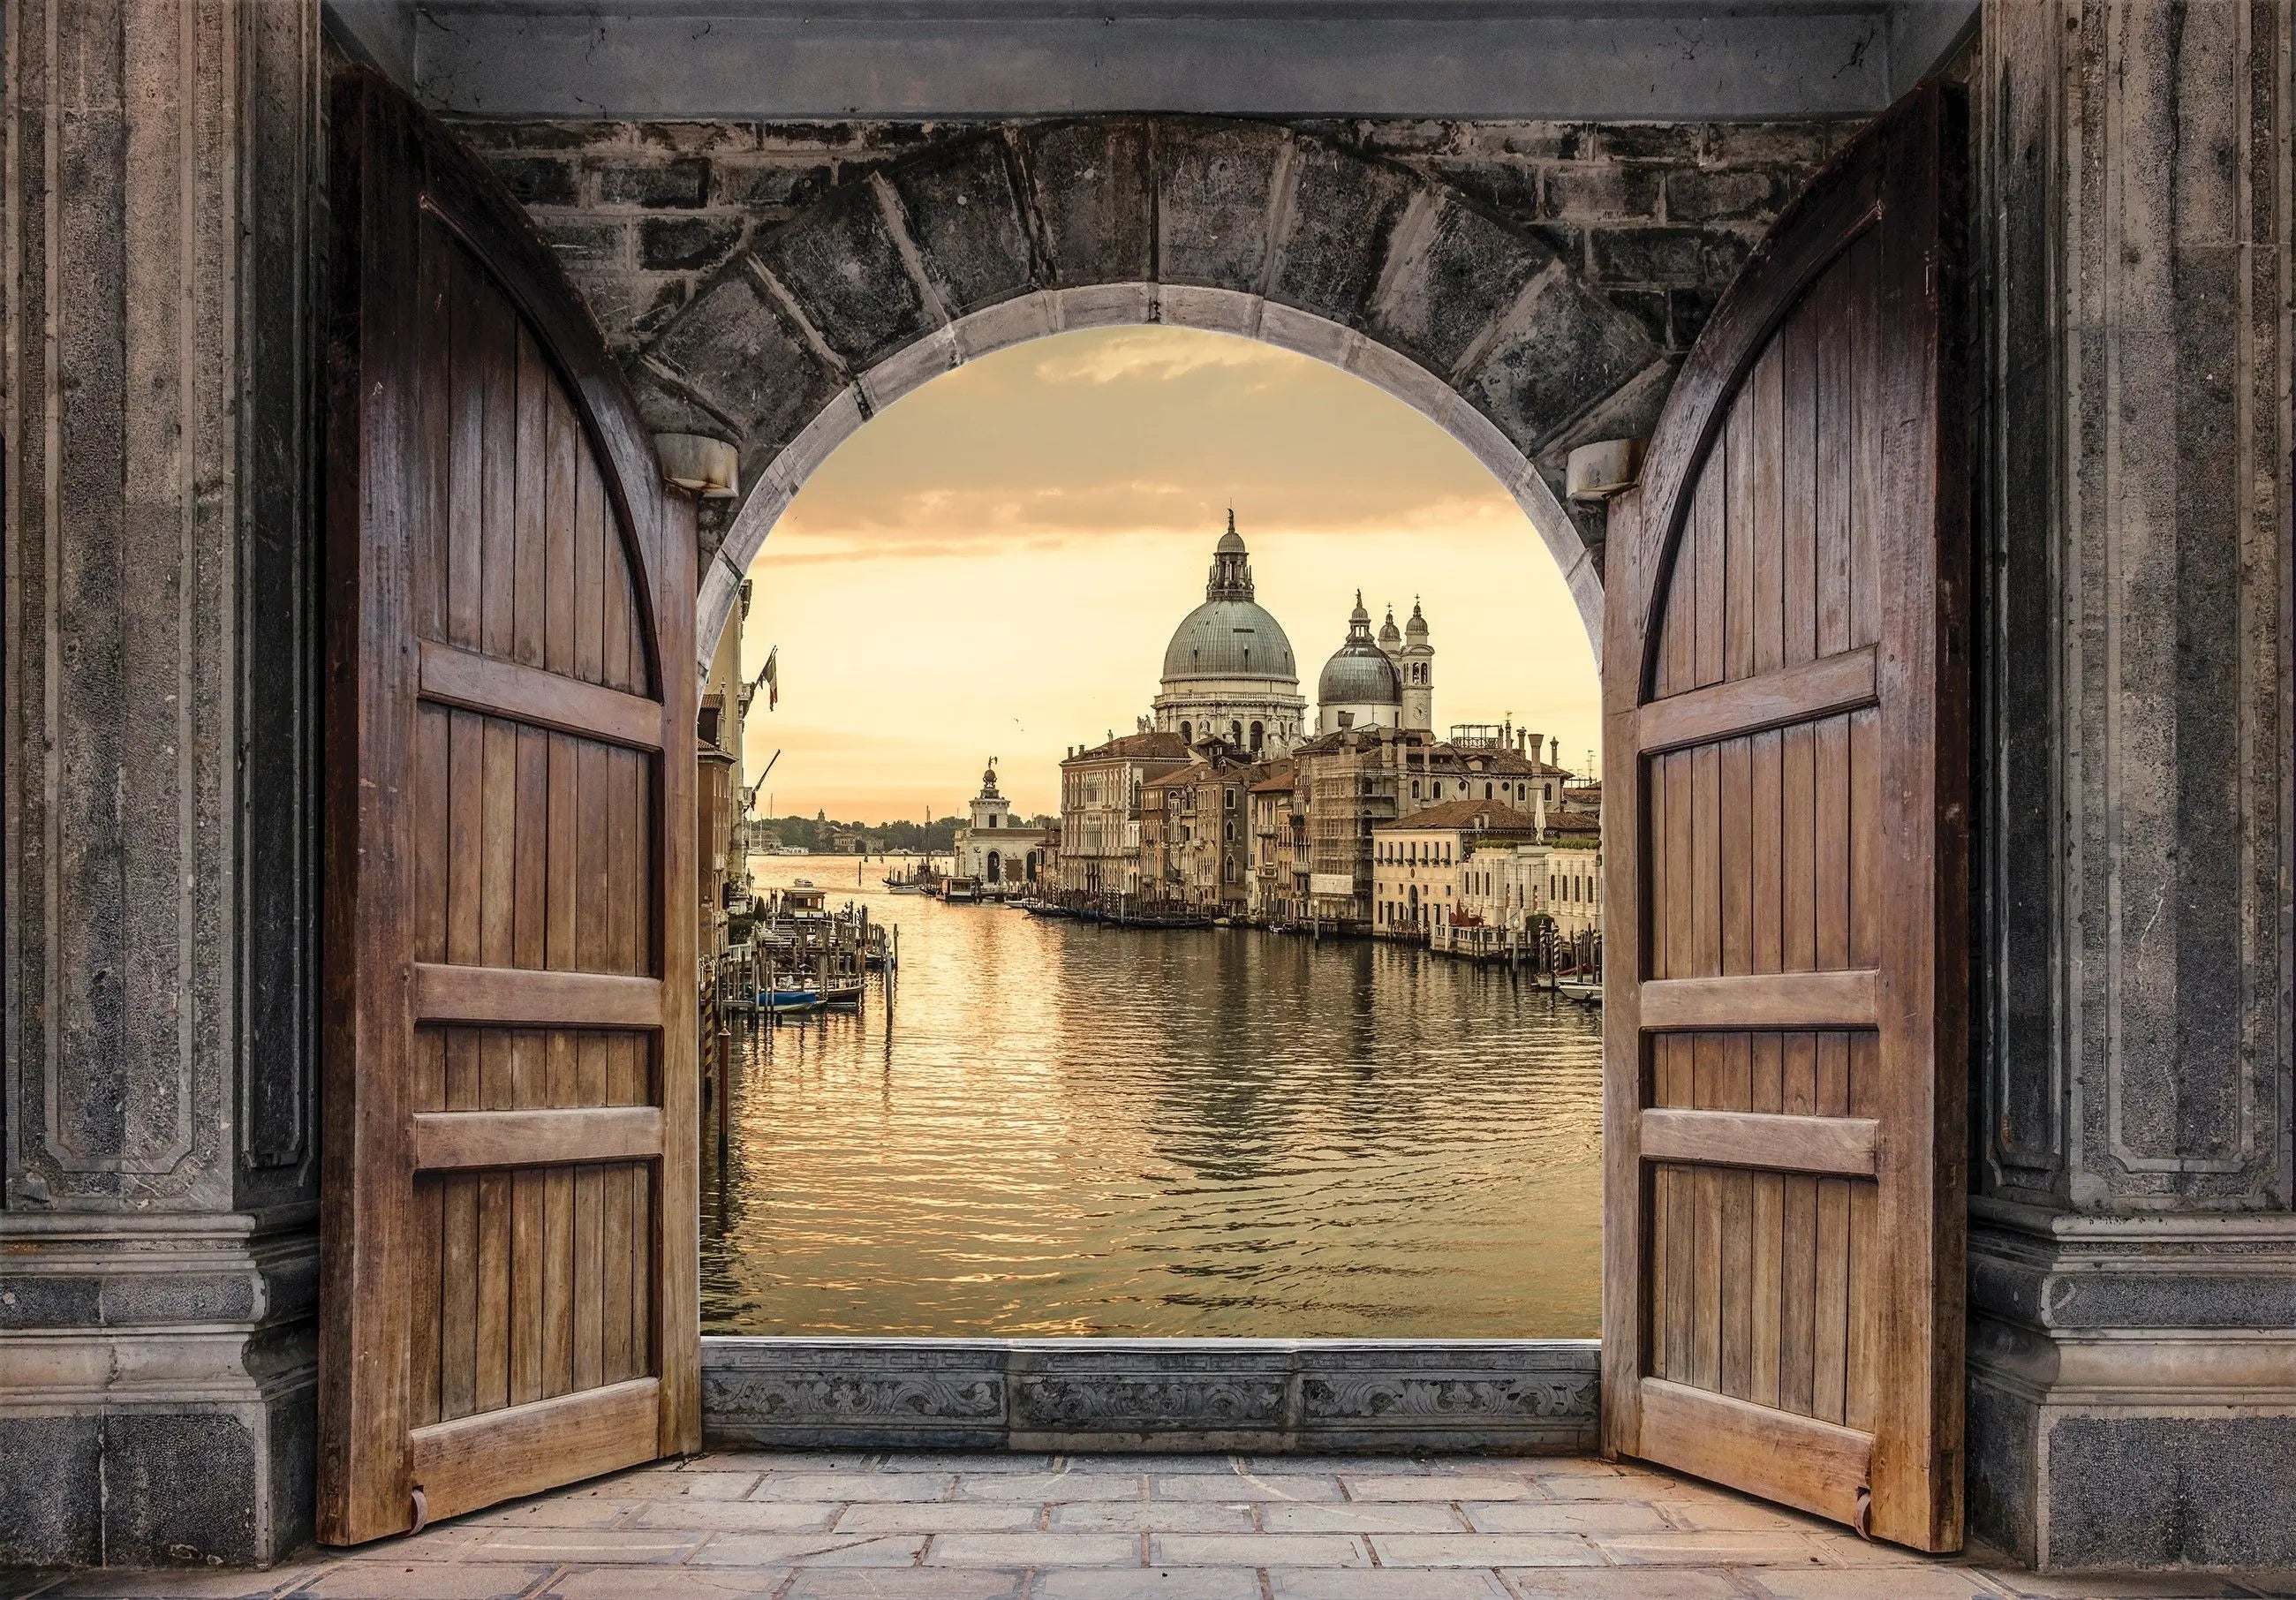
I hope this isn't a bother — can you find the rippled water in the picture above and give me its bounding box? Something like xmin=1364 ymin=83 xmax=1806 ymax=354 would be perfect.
xmin=700 ymin=854 xmax=1603 ymax=1339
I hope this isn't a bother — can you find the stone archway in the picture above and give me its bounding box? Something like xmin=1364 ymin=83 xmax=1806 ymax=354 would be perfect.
xmin=614 ymin=117 xmax=1676 ymax=670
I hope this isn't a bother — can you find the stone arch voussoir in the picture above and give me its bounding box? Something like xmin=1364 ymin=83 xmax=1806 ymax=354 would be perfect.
xmin=632 ymin=116 xmax=1675 ymax=672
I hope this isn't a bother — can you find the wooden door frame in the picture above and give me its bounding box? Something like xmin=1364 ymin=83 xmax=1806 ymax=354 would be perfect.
xmin=320 ymin=67 xmax=700 ymax=1543
xmin=1598 ymin=79 xmax=1968 ymax=1550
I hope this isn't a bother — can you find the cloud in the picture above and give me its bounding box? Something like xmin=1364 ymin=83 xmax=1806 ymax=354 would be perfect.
xmin=1027 ymin=328 xmax=1293 ymax=387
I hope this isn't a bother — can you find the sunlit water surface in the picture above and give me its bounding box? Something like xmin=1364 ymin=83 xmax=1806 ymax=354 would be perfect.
xmin=701 ymin=854 xmax=1602 ymax=1339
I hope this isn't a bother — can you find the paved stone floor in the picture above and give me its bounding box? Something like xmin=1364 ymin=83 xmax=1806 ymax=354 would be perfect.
xmin=11 ymin=1451 xmax=2296 ymax=1599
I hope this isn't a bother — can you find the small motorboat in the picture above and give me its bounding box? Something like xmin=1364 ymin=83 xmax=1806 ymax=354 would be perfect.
xmin=1556 ymin=978 xmax=1604 ymax=1005
xmin=761 ymin=985 xmax=825 ymax=1014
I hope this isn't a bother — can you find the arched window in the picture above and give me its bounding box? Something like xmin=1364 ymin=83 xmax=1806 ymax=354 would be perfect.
xmin=1484 ymin=781 xmax=1493 ymax=799
xmin=1411 ymin=780 xmax=1421 ymax=800
xmin=1250 ymin=721 xmax=1264 ymax=751
xmin=1230 ymin=720 xmax=1242 ymax=743
xmin=1180 ymin=721 xmax=1192 ymax=743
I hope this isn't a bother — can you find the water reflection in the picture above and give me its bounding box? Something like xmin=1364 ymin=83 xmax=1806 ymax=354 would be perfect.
xmin=700 ymin=855 xmax=1602 ymax=1338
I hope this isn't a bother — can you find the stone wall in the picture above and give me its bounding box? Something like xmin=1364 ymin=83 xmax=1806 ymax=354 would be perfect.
xmin=2 ymin=0 xmax=327 ymax=1566
xmin=1965 ymin=0 xmax=2295 ymax=1569
xmin=453 ymin=116 xmax=1854 ymax=366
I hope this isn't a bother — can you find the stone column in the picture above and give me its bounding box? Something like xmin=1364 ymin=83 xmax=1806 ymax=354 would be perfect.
xmin=1968 ymin=0 xmax=2294 ymax=1569
xmin=3 ymin=0 xmax=324 ymax=1566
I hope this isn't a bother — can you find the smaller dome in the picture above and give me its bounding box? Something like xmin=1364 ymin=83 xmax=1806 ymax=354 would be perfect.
xmin=1405 ymin=598 xmax=1430 ymax=642
xmin=1216 ymin=527 xmax=1246 ymax=556
xmin=1378 ymin=608 xmax=1401 ymax=649
xmin=1319 ymin=645 xmax=1401 ymax=706
xmin=1318 ymin=592 xmax=1401 ymax=706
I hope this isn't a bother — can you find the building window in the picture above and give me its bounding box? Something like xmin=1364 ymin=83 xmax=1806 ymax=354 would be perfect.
xmin=1411 ymin=780 xmax=1421 ymax=799
xmin=1250 ymin=721 xmax=1264 ymax=751
xmin=1180 ymin=721 xmax=1192 ymax=743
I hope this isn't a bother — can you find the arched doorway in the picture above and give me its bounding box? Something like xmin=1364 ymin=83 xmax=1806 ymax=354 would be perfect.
xmin=615 ymin=118 xmax=1669 ymax=674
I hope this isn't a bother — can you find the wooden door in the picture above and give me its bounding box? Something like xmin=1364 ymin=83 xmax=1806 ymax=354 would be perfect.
xmin=1599 ymin=80 xmax=1967 ymax=1552
xmin=319 ymin=68 xmax=699 ymax=1544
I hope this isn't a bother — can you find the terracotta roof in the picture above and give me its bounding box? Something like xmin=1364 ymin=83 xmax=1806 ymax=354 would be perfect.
xmin=1249 ymin=759 xmax=1298 ymax=794
xmin=1375 ymin=798 xmax=1545 ymax=834
xmin=1065 ymin=730 xmax=1190 ymax=763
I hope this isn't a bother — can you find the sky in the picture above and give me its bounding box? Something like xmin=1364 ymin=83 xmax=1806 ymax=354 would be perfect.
xmin=736 ymin=326 xmax=1600 ymax=825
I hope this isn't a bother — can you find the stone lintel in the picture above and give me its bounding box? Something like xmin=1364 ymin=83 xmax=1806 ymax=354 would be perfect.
xmin=702 ymin=1337 xmax=1598 ymax=1455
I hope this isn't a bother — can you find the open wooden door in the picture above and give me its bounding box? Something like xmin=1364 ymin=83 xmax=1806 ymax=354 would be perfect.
xmin=320 ymin=69 xmax=699 ymax=1543
xmin=1599 ymin=81 xmax=1967 ymax=1551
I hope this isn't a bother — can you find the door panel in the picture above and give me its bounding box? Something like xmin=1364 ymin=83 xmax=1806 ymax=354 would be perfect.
xmin=1601 ymin=79 xmax=1967 ymax=1551
xmin=321 ymin=68 xmax=699 ymax=1545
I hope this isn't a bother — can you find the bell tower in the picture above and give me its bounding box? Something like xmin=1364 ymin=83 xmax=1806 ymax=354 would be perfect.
xmin=1399 ymin=599 xmax=1433 ymax=731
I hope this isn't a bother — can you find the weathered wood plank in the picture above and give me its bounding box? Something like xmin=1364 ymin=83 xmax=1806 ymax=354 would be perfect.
xmin=412 ymin=965 xmax=664 ymax=1029
xmin=1638 ymin=647 xmax=1877 ymax=755
xmin=409 ymin=1378 xmax=659 ymax=1525
xmin=410 ymin=1106 xmax=666 ymax=1172
xmin=1640 ymin=1108 xmax=1879 ymax=1177
xmin=419 ymin=639 xmax=666 ymax=751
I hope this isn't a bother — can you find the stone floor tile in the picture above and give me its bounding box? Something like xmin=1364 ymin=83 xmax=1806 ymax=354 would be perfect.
xmin=1650 ymin=1497 xmax=1823 ymax=1533
xmin=954 ymin=1474 xmax=1145 ymax=1503
xmin=1149 ymin=1534 xmax=1367 ymax=1567
xmin=1339 ymin=1475 xmax=1538 ymax=1503
xmin=327 ymin=1528 xmax=495 ymax=1563
xmin=1157 ymin=1473 xmax=1343 ymax=1503
xmin=290 ymin=1566 xmax=553 ymax=1600
xmin=1368 ymin=1532 xmax=1600 ymax=1567
xmin=921 ymin=1532 xmax=1139 ymax=1566
xmin=1242 ymin=1457 xmax=1430 ymax=1475
xmin=1266 ymin=1572 xmax=1512 ymax=1600
xmin=1071 ymin=1454 xmax=1243 ymax=1475
xmin=536 ymin=1570 xmax=794 ymax=1600
xmin=752 ymin=1474 xmax=954 ymax=1503
xmin=1988 ymin=1578 xmax=2261 ymax=1598
xmin=1462 ymin=1502 xmax=1670 ymax=1535
xmin=45 ymin=1574 xmax=308 ymax=1600
xmin=872 ymin=1454 xmax=1056 ymax=1475
xmin=463 ymin=1527 xmax=705 ymax=1565
xmin=831 ymin=1502 xmax=1039 ymax=1534
xmin=1499 ymin=1571 xmax=1747 ymax=1599
xmin=1533 ymin=1474 xmax=1667 ymax=1502
xmin=1046 ymin=1503 xmax=1258 ymax=1534
xmin=624 ymin=1500 xmax=844 ymax=1532
xmin=781 ymin=1573 xmax=1024 ymax=1600
xmin=458 ymin=1496 xmax=638 ymax=1529
xmin=1031 ymin=1570 xmax=1260 ymax=1600
xmin=1259 ymin=1501 xmax=1468 ymax=1535
xmin=689 ymin=1452 xmax=880 ymax=1473
xmin=1753 ymin=1568 xmax=2007 ymax=1599
xmin=1590 ymin=1530 xmax=1831 ymax=1567
xmin=689 ymin=1533 xmax=925 ymax=1568
xmin=591 ymin=1470 xmax=762 ymax=1502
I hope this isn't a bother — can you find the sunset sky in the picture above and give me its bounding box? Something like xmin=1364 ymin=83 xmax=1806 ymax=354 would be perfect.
xmin=736 ymin=326 xmax=1600 ymax=825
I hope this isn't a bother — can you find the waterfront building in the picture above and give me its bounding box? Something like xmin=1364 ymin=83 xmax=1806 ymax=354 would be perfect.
xmin=952 ymin=759 xmax=1022 ymax=887
xmin=696 ymin=578 xmax=755 ymax=963
xmin=1058 ymin=730 xmax=1191 ymax=897
xmin=1540 ymin=806 xmax=1604 ymax=943
xmin=1246 ymin=758 xmax=1306 ymax=925
xmin=1374 ymin=798 xmax=1545 ymax=944
xmin=1139 ymin=743 xmax=1256 ymax=915
xmin=1152 ymin=514 xmax=1307 ymax=756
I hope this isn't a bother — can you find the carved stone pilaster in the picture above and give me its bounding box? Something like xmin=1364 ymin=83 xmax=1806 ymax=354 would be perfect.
xmin=2 ymin=0 xmax=324 ymax=1566
xmin=1968 ymin=0 xmax=2294 ymax=1567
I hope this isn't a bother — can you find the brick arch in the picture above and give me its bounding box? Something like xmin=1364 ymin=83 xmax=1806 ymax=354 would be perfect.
xmin=628 ymin=117 xmax=1672 ymax=669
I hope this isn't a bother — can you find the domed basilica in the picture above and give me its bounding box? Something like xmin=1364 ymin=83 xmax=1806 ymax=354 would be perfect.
xmin=1147 ymin=515 xmax=1434 ymax=756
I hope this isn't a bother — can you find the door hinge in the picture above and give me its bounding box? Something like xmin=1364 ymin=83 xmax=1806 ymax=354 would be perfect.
xmin=1853 ymin=1484 xmax=1873 ymax=1541
xmin=411 ymin=1485 xmax=430 ymax=1535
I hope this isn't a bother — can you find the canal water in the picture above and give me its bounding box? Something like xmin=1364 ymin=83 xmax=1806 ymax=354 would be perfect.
xmin=701 ymin=853 xmax=1603 ymax=1340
